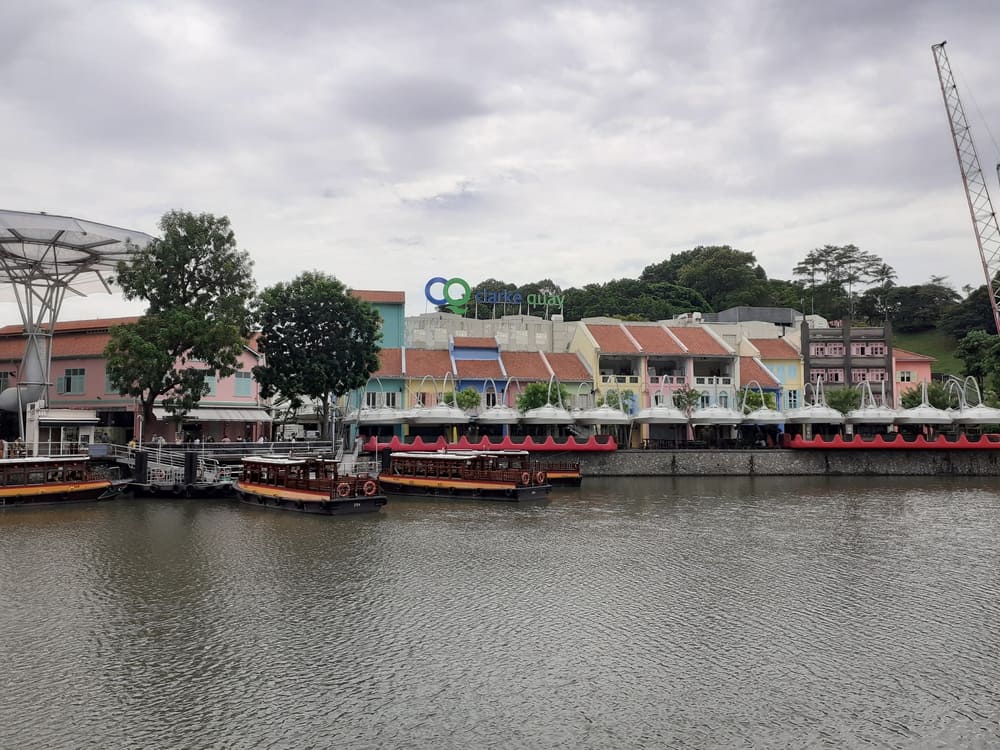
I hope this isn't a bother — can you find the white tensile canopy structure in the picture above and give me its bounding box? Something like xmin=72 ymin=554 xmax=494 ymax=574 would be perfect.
xmin=0 ymin=210 xmax=154 ymax=424
xmin=739 ymin=381 xmax=786 ymax=425
xmin=945 ymin=376 xmax=1000 ymax=426
xmin=475 ymin=378 xmax=521 ymax=425
xmin=520 ymin=375 xmax=575 ymax=425
xmin=845 ymin=381 xmax=898 ymax=426
xmin=895 ymin=382 xmax=952 ymax=427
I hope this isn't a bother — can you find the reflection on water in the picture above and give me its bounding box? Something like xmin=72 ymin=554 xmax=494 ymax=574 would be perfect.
xmin=2 ymin=477 xmax=1000 ymax=748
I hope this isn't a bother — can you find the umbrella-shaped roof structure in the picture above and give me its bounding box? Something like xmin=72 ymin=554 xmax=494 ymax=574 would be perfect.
xmin=520 ymin=375 xmax=575 ymax=425
xmin=0 ymin=210 xmax=154 ymax=415
xmin=944 ymin=376 xmax=1000 ymax=425
xmin=846 ymin=381 xmax=898 ymax=425
xmin=690 ymin=404 xmax=743 ymax=425
xmin=475 ymin=378 xmax=521 ymax=424
xmin=739 ymin=381 xmax=786 ymax=425
xmin=894 ymin=382 xmax=952 ymax=426
xmin=574 ymin=403 xmax=633 ymax=426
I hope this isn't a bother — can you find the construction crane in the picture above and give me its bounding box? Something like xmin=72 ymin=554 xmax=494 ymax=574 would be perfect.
xmin=932 ymin=41 xmax=1000 ymax=335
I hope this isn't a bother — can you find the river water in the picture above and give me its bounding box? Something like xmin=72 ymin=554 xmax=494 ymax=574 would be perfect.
xmin=2 ymin=477 xmax=999 ymax=749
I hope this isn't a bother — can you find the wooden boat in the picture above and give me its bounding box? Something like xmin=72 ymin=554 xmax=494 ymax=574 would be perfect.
xmin=379 ymin=450 xmax=552 ymax=501
xmin=0 ymin=455 xmax=124 ymax=508
xmin=541 ymin=459 xmax=583 ymax=485
xmin=234 ymin=454 xmax=387 ymax=515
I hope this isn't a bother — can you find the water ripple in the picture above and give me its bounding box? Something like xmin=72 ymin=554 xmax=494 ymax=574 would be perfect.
xmin=2 ymin=477 xmax=1000 ymax=748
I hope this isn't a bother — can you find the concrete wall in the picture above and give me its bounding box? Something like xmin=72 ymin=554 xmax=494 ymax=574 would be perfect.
xmin=579 ymin=449 xmax=1000 ymax=476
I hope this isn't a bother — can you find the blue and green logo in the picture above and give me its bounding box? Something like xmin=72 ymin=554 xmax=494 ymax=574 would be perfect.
xmin=425 ymin=276 xmax=472 ymax=314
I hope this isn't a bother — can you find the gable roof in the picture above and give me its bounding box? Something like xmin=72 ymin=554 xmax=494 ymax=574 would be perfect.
xmin=351 ymin=290 xmax=405 ymax=304
xmin=456 ymin=360 xmax=504 ymax=379
xmin=403 ymin=349 xmax=453 ymax=377
xmin=544 ymin=352 xmax=592 ymax=382
xmin=374 ymin=348 xmax=404 ymax=377
xmin=893 ymin=347 xmax=935 ymax=362
xmin=453 ymin=336 xmax=497 ymax=350
xmin=624 ymin=324 xmax=685 ymax=355
xmin=750 ymin=338 xmax=800 ymax=359
xmin=500 ymin=351 xmax=551 ymax=380
xmin=586 ymin=324 xmax=640 ymax=353
xmin=0 ymin=316 xmax=140 ymax=336
xmin=667 ymin=326 xmax=730 ymax=355
xmin=739 ymin=356 xmax=780 ymax=388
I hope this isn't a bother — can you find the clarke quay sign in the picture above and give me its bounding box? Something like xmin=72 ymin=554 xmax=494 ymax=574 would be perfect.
xmin=424 ymin=276 xmax=565 ymax=316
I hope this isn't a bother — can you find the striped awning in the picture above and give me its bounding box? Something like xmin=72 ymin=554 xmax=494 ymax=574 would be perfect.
xmin=153 ymin=407 xmax=272 ymax=423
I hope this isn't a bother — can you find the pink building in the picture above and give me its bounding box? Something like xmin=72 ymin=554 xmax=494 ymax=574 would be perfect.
xmin=0 ymin=317 xmax=271 ymax=444
xmin=891 ymin=348 xmax=936 ymax=407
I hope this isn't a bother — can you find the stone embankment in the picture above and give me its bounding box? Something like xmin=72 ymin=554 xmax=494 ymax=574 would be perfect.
xmin=579 ymin=449 xmax=1000 ymax=476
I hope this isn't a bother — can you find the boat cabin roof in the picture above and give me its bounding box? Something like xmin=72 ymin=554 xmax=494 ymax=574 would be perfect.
xmin=0 ymin=454 xmax=90 ymax=465
xmin=389 ymin=450 xmax=530 ymax=460
xmin=242 ymin=454 xmax=337 ymax=466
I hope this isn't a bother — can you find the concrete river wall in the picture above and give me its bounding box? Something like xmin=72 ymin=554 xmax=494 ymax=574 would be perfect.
xmin=579 ymin=449 xmax=1000 ymax=476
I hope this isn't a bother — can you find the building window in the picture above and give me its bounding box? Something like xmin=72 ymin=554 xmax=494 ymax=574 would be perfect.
xmin=719 ymin=393 xmax=729 ymax=408
xmin=827 ymin=369 xmax=844 ymax=383
xmin=234 ymin=371 xmax=252 ymax=397
xmin=699 ymin=392 xmax=711 ymax=408
xmin=851 ymin=370 xmax=867 ymax=382
xmin=58 ymin=368 xmax=85 ymax=395
xmin=786 ymin=389 xmax=800 ymax=408
xmin=485 ymin=391 xmax=499 ymax=408
xmin=869 ymin=344 xmax=886 ymax=356
xmin=829 ymin=344 xmax=845 ymax=356
xmin=104 ymin=370 xmax=117 ymax=394
xmin=869 ymin=370 xmax=886 ymax=382
xmin=810 ymin=344 xmax=827 ymax=356
xmin=812 ymin=370 xmax=827 ymax=382
xmin=365 ymin=392 xmax=379 ymax=408
xmin=414 ymin=392 xmax=428 ymax=407
xmin=0 ymin=371 xmax=14 ymax=392
xmin=204 ymin=375 xmax=217 ymax=397
xmin=384 ymin=392 xmax=397 ymax=408
xmin=898 ymin=371 xmax=914 ymax=383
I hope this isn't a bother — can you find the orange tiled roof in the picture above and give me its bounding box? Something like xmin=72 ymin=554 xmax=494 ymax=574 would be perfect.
xmin=740 ymin=356 xmax=780 ymax=388
xmin=750 ymin=338 xmax=800 ymax=359
xmin=893 ymin=347 xmax=935 ymax=362
xmin=624 ymin=324 xmax=685 ymax=354
xmin=375 ymin=348 xmax=404 ymax=377
xmin=667 ymin=326 xmax=729 ymax=355
xmin=0 ymin=316 xmax=140 ymax=336
xmin=544 ymin=352 xmax=592 ymax=382
xmin=351 ymin=290 xmax=405 ymax=304
xmin=456 ymin=360 xmax=503 ymax=378
xmin=403 ymin=349 xmax=453 ymax=377
xmin=500 ymin=351 xmax=551 ymax=380
xmin=453 ymin=336 xmax=497 ymax=349
xmin=586 ymin=324 xmax=640 ymax=353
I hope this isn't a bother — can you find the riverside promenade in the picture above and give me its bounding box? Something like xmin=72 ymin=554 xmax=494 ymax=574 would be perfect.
xmin=579 ymin=448 xmax=1000 ymax=476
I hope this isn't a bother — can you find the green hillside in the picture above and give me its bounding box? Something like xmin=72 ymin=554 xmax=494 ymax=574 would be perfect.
xmin=892 ymin=329 xmax=963 ymax=376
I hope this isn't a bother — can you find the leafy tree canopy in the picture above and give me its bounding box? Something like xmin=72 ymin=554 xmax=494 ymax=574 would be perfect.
xmin=516 ymin=381 xmax=571 ymax=411
xmin=253 ymin=271 xmax=381 ymax=439
xmin=824 ymin=387 xmax=861 ymax=414
xmin=671 ymin=384 xmax=702 ymax=415
xmin=104 ymin=210 xmax=256 ymax=428
xmin=441 ymin=387 xmax=482 ymax=410
xmin=940 ymin=285 xmax=996 ymax=340
xmin=900 ymin=380 xmax=952 ymax=410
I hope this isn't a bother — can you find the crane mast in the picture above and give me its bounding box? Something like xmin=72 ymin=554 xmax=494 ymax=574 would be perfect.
xmin=932 ymin=42 xmax=1000 ymax=335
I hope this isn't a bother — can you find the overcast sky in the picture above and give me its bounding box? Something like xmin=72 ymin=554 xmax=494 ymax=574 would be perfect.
xmin=4 ymin=0 xmax=1000 ymax=321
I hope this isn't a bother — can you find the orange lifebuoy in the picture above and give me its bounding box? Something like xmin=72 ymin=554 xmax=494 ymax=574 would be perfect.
xmin=336 ymin=482 xmax=352 ymax=497
xmin=536 ymin=471 xmax=546 ymax=484
xmin=363 ymin=480 xmax=377 ymax=496
xmin=520 ymin=471 xmax=531 ymax=485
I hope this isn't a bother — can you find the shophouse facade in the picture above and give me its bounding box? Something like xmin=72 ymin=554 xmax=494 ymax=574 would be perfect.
xmin=0 ymin=317 xmax=271 ymax=443
xmin=892 ymin=348 xmax=936 ymax=407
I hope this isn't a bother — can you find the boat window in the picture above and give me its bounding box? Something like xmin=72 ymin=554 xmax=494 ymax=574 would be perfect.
xmin=7 ymin=472 xmax=24 ymax=485
xmin=26 ymin=471 xmax=45 ymax=485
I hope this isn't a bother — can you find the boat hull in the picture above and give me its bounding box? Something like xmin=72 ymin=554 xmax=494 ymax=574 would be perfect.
xmin=234 ymin=482 xmax=386 ymax=515
xmin=378 ymin=475 xmax=551 ymax=502
xmin=0 ymin=480 xmax=119 ymax=508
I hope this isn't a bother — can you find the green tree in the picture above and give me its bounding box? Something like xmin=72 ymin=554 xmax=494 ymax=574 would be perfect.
xmin=940 ymin=285 xmax=996 ymax=339
xmin=955 ymin=330 xmax=1000 ymax=391
xmin=516 ymin=381 xmax=571 ymax=411
xmin=824 ymin=386 xmax=861 ymax=414
xmin=441 ymin=387 xmax=482 ymax=410
xmin=641 ymin=245 xmax=769 ymax=312
xmin=900 ymin=380 xmax=952 ymax=409
xmin=737 ymin=389 xmax=777 ymax=411
xmin=104 ymin=210 xmax=256 ymax=429
xmin=253 ymin=272 xmax=381 ymax=439
xmin=671 ymin=385 xmax=702 ymax=415
xmin=886 ymin=279 xmax=961 ymax=332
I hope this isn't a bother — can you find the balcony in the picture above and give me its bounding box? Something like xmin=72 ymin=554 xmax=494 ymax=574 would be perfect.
xmin=647 ymin=374 xmax=687 ymax=386
xmin=693 ymin=376 xmax=732 ymax=386
xmin=600 ymin=374 xmax=641 ymax=386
